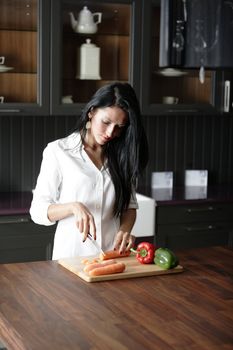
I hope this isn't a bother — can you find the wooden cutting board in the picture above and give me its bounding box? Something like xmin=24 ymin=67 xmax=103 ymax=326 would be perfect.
xmin=58 ymin=255 xmax=184 ymax=282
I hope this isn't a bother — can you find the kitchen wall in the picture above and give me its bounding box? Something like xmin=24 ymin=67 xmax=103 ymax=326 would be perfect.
xmin=143 ymin=113 xmax=233 ymax=188
xmin=0 ymin=115 xmax=76 ymax=192
xmin=0 ymin=113 xmax=232 ymax=192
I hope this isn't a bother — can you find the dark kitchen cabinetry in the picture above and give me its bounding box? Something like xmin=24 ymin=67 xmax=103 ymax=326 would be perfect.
xmin=0 ymin=0 xmax=141 ymax=116
xmin=160 ymin=0 xmax=233 ymax=69
xmin=1 ymin=0 xmax=230 ymax=116
xmin=0 ymin=192 xmax=56 ymax=263
xmin=50 ymin=0 xmax=142 ymax=115
xmin=140 ymin=0 xmax=223 ymax=115
xmin=0 ymin=0 xmax=50 ymax=115
xmin=152 ymin=188 xmax=233 ymax=250
xmin=51 ymin=0 xmax=233 ymax=115
xmin=140 ymin=0 xmax=233 ymax=115
xmin=0 ymin=215 xmax=55 ymax=263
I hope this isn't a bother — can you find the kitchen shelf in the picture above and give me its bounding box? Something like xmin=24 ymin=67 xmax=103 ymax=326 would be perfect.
xmin=0 ymin=0 xmax=50 ymax=114
xmin=0 ymin=73 xmax=37 ymax=103
xmin=50 ymin=0 xmax=141 ymax=115
xmin=139 ymin=0 xmax=219 ymax=114
xmin=0 ymin=28 xmax=37 ymax=32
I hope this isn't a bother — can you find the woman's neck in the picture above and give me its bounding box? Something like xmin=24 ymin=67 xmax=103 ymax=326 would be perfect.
xmin=83 ymin=133 xmax=104 ymax=169
xmin=84 ymin=130 xmax=99 ymax=149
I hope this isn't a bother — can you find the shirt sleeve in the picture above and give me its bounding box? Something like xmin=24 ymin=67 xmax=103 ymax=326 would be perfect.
xmin=30 ymin=143 xmax=62 ymax=226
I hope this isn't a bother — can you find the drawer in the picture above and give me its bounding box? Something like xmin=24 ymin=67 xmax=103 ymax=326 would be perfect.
xmin=156 ymin=203 xmax=233 ymax=224
xmin=155 ymin=221 xmax=232 ymax=249
xmin=0 ymin=215 xmax=56 ymax=263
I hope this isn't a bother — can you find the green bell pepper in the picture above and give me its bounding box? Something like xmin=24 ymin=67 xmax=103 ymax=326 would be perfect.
xmin=154 ymin=247 xmax=179 ymax=269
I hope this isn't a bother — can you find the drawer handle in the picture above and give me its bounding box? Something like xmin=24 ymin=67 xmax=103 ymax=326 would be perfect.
xmin=0 ymin=217 xmax=30 ymax=224
xmin=185 ymin=225 xmax=217 ymax=232
xmin=186 ymin=206 xmax=216 ymax=213
xmin=0 ymin=109 xmax=21 ymax=113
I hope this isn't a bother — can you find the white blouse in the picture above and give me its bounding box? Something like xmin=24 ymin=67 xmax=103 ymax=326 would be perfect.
xmin=30 ymin=132 xmax=138 ymax=260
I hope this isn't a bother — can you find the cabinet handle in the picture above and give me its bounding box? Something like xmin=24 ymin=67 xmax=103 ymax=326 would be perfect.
xmin=0 ymin=109 xmax=21 ymax=113
xmin=186 ymin=206 xmax=216 ymax=213
xmin=167 ymin=109 xmax=200 ymax=113
xmin=0 ymin=217 xmax=30 ymax=224
xmin=185 ymin=225 xmax=218 ymax=232
xmin=224 ymin=80 xmax=230 ymax=113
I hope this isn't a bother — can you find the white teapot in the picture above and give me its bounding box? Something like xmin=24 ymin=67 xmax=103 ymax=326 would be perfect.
xmin=69 ymin=6 xmax=102 ymax=34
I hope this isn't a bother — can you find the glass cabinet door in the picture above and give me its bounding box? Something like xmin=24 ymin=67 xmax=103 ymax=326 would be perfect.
xmin=51 ymin=0 xmax=141 ymax=115
xmin=0 ymin=0 xmax=50 ymax=115
xmin=140 ymin=0 xmax=218 ymax=115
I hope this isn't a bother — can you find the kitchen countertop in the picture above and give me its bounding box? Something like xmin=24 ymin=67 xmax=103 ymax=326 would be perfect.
xmin=0 ymin=192 xmax=32 ymax=215
xmin=0 ymin=246 xmax=232 ymax=350
xmin=139 ymin=185 xmax=233 ymax=205
xmin=1 ymin=186 xmax=233 ymax=216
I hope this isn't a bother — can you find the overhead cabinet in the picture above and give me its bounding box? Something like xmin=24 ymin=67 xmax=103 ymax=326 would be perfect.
xmin=50 ymin=0 xmax=142 ymax=115
xmin=0 ymin=0 xmax=141 ymax=115
xmin=0 ymin=0 xmax=50 ymax=115
xmin=140 ymin=0 xmax=233 ymax=115
xmin=160 ymin=0 xmax=233 ymax=69
xmin=0 ymin=0 xmax=232 ymax=116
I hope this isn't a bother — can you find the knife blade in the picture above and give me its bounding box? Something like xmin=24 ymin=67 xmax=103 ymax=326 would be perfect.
xmin=87 ymin=233 xmax=105 ymax=255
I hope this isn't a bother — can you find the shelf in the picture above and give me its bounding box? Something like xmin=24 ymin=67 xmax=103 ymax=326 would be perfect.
xmin=63 ymin=32 xmax=130 ymax=38
xmin=0 ymin=30 xmax=37 ymax=72
xmin=0 ymin=73 xmax=36 ymax=103
xmin=0 ymin=71 xmax=37 ymax=74
xmin=62 ymin=3 xmax=130 ymax=36
xmin=63 ymin=34 xmax=129 ymax=81
xmin=62 ymin=79 xmax=128 ymax=104
xmin=0 ymin=0 xmax=37 ymax=32
xmin=150 ymin=75 xmax=212 ymax=104
xmin=0 ymin=28 xmax=37 ymax=33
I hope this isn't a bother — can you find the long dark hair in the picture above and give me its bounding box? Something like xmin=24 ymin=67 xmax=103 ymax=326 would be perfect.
xmin=73 ymin=82 xmax=149 ymax=217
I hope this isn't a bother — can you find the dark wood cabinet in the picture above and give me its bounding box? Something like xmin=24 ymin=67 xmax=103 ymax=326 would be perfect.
xmin=155 ymin=203 xmax=233 ymax=249
xmin=160 ymin=0 xmax=233 ymax=69
xmin=0 ymin=215 xmax=55 ymax=263
xmin=0 ymin=192 xmax=55 ymax=263
xmin=0 ymin=0 xmax=142 ymax=116
xmin=50 ymin=0 xmax=233 ymax=115
xmin=139 ymin=0 xmax=231 ymax=115
xmin=0 ymin=0 xmax=231 ymax=116
xmin=50 ymin=0 xmax=142 ymax=115
xmin=151 ymin=187 xmax=233 ymax=250
xmin=0 ymin=0 xmax=50 ymax=115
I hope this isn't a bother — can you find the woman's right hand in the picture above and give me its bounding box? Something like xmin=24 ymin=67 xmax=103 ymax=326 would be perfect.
xmin=71 ymin=202 xmax=96 ymax=241
xmin=48 ymin=201 xmax=96 ymax=241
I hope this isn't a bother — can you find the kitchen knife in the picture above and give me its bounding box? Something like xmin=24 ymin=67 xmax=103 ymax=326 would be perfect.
xmin=87 ymin=233 xmax=105 ymax=255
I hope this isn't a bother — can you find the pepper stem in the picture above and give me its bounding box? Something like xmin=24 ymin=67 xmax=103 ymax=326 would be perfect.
xmin=130 ymin=248 xmax=137 ymax=254
xmin=139 ymin=248 xmax=148 ymax=257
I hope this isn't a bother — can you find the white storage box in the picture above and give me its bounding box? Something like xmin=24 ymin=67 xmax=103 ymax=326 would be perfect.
xmin=185 ymin=170 xmax=208 ymax=187
xmin=151 ymin=171 xmax=173 ymax=189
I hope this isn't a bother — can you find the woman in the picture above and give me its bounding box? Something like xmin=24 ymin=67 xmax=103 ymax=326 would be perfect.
xmin=30 ymin=82 xmax=148 ymax=259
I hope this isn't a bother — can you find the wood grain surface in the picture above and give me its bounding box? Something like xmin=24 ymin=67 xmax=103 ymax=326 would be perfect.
xmin=0 ymin=246 xmax=232 ymax=350
xmin=58 ymin=254 xmax=183 ymax=282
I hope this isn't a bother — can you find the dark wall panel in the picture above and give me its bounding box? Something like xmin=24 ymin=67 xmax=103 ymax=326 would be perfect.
xmin=0 ymin=115 xmax=76 ymax=192
xmin=142 ymin=114 xmax=233 ymax=188
xmin=0 ymin=113 xmax=232 ymax=192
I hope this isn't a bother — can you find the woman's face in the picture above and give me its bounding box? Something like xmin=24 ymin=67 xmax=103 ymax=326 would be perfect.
xmin=89 ymin=106 xmax=128 ymax=146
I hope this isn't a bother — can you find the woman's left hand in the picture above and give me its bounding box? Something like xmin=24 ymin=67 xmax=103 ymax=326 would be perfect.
xmin=114 ymin=230 xmax=135 ymax=254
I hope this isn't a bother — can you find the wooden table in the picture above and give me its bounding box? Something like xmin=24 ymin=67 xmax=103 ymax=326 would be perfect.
xmin=0 ymin=246 xmax=232 ymax=350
